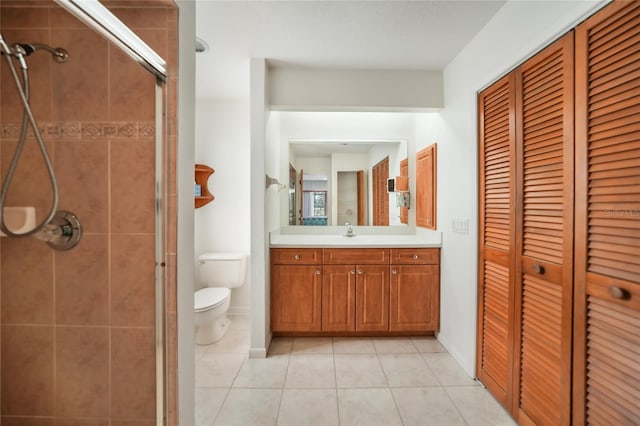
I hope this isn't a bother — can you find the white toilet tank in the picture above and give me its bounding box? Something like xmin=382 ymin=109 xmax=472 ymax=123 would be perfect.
xmin=198 ymin=252 xmax=248 ymax=288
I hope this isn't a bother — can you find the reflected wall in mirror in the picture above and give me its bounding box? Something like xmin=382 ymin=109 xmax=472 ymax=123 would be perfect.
xmin=288 ymin=140 xmax=407 ymax=226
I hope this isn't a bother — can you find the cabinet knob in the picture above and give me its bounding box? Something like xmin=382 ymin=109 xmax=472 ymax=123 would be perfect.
xmin=357 ymin=270 xmax=363 ymax=275
xmin=412 ymin=255 xmax=418 ymax=260
xmin=294 ymin=255 xmax=300 ymax=260
xmin=316 ymin=270 xmax=321 ymax=275
xmin=608 ymin=286 xmax=630 ymax=300
xmin=351 ymin=270 xmax=356 ymax=275
xmin=391 ymin=269 xmax=397 ymax=275
xmin=533 ymin=264 xmax=545 ymax=274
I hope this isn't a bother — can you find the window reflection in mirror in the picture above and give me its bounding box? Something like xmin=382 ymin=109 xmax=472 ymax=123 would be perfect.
xmin=301 ymin=173 xmax=328 ymax=225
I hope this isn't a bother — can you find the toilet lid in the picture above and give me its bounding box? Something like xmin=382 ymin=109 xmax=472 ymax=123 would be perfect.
xmin=194 ymin=288 xmax=230 ymax=312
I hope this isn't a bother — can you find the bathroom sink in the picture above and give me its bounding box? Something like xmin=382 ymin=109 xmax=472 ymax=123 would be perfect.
xmin=0 ymin=206 xmax=36 ymax=236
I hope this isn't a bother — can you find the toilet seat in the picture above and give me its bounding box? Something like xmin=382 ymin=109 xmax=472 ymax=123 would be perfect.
xmin=194 ymin=288 xmax=230 ymax=312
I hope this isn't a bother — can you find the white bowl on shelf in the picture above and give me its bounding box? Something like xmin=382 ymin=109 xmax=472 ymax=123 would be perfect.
xmin=1 ymin=206 xmax=36 ymax=236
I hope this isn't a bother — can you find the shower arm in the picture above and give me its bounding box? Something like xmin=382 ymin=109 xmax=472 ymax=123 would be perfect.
xmin=0 ymin=34 xmax=82 ymax=250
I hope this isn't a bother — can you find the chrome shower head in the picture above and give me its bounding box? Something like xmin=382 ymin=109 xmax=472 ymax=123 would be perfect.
xmin=16 ymin=43 xmax=69 ymax=63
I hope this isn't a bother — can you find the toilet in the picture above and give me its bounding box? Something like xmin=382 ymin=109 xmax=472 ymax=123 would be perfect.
xmin=194 ymin=252 xmax=248 ymax=345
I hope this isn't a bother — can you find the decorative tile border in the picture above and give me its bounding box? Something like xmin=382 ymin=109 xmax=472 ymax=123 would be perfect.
xmin=0 ymin=121 xmax=155 ymax=140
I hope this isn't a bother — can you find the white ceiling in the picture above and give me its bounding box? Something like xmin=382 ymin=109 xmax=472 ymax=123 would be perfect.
xmin=195 ymin=0 xmax=506 ymax=100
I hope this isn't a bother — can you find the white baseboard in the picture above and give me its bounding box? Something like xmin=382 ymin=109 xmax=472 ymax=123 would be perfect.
xmin=228 ymin=306 xmax=250 ymax=317
xmin=248 ymin=347 xmax=267 ymax=358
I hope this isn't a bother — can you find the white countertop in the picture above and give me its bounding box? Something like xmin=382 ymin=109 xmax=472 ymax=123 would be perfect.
xmin=270 ymin=228 xmax=441 ymax=248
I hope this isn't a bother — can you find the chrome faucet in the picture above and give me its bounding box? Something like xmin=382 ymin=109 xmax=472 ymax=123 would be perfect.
xmin=344 ymin=222 xmax=355 ymax=237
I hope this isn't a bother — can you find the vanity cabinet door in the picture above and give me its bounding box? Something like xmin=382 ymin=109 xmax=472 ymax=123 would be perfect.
xmin=389 ymin=265 xmax=439 ymax=331
xmin=322 ymin=265 xmax=356 ymax=331
xmin=271 ymin=265 xmax=322 ymax=332
xmin=355 ymin=265 xmax=390 ymax=331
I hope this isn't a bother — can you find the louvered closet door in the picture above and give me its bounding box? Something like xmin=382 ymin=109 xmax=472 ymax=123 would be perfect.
xmin=477 ymin=73 xmax=517 ymax=409
xmin=574 ymin=2 xmax=640 ymax=424
xmin=515 ymin=33 xmax=574 ymax=425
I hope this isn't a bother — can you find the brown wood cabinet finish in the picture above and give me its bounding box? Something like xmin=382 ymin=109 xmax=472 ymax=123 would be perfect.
xmin=322 ymin=265 xmax=356 ymax=331
xmin=195 ymin=164 xmax=215 ymax=208
xmin=416 ymin=144 xmax=437 ymax=230
xmin=573 ymin=1 xmax=640 ymax=424
xmin=477 ymin=2 xmax=640 ymax=424
xmin=389 ymin=264 xmax=439 ymax=331
xmin=271 ymin=247 xmax=440 ymax=335
xmin=271 ymin=264 xmax=322 ymax=332
xmin=477 ymin=72 xmax=517 ymax=409
xmin=514 ymin=32 xmax=575 ymax=425
xmin=323 ymin=248 xmax=389 ymax=265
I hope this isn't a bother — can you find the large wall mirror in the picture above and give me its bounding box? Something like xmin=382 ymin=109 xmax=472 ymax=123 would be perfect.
xmin=287 ymin=140 xmax=407 ymax=227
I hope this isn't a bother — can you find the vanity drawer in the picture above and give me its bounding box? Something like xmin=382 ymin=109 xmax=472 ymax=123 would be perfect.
xmin=271 ymin=248 xmax=322 ymax=265
xmin=323 ymin=248 xmax=389 ymax=265
xmin=390 ymin=248 xmax=439 ymax=265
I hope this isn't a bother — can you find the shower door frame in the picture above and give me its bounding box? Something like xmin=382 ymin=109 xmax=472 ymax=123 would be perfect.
xmin=52 ymin=1 xmax=170 ymax=423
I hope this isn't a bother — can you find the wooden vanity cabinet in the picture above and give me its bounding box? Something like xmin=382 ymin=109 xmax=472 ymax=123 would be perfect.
xmin=389 ymin=248 xmax=440 ymax=331
xmin=322 ymin=265 xmax=356 ymax=331
xmin=323 ymin=248 xmax=390 ymax=331
xmin=271 ymin=246 xmax=440 ymax=335
xmin=271 ymin=248 xmax=322 ymax=332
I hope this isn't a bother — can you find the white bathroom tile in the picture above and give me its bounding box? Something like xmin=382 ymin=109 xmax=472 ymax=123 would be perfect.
xmin=268 ymin=337 xmax=293 ymax=355
xmin=232 ymin=354 xmax=289 ymax=388
xmin=411 ymin=336 xmax=447 ymax=353
xmin=334 ymin=354 xmax=387 ymax=388
xmin=213 ymin=388 xmax=281 ymax=426
xmin=284 ymin=354 xmax=336 ymax=388
xmin=372 ymin=337 xmax=418 ymax=353
xmin=378 ymin=353 xmax=439 ymax=387
xmin=446 ymin=386 xmax=517 ymax=426
xmin=392 ymin=387 xmax=467 ymax=426
xmin=291 ymin=337 xmax=334 ymax=354
xmin=277 ymin=389 xmax=339 ymax=426
xmin=196 ymin=352 xmax=246 ymax=388
xmin=422 ymin=353 xmax=478 ymax=386
xmin=338 ymin=388 xmax=403 ymax=426
xmin=333 ymin=337 xmax=376 ymax=354
xmin=195 ymin=387 xmax=228 ymax=426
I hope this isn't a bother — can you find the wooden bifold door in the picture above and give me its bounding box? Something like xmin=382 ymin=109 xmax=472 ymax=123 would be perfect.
xmin=477 ymin=1 xmax=640 ymax=424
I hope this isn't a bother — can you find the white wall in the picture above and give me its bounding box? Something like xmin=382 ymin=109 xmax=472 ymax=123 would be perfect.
xmin=176 ymin=1 xmax=195 ymax=424
xmin=194 ymin=99 xmax=251 ymax=315
xmin=269 ymin=66 xmax=443 ymax=111
xmin=432 ymin=0 xmax=607 ymax=376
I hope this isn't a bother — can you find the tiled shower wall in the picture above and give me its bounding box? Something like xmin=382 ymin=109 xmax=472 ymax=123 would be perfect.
xmin=0 ymin=1 xmax=178 ymax=424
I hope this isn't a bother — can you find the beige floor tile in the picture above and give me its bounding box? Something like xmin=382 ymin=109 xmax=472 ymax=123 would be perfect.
xmin=422 ymin=353 xmax=478 ymax=386
xmin=268 ymin=337 xmax=293 ymax=355
xmin=446 ymin=386 xmax=517 ymax=426
xmin=227 ymin=314 xmax=250 ymax=330
xmin=197 ymin=327 xmax=250 ymax=354
xmin=277 ymin=389 xmax=339 ymax=426
xmin=378 ymin=353 xmax=439 ymax=387
xmin=285 ymin=354 xmax=336 ymax=388
xmin=213 ymin=388 xmax=281 ymax=426
xmin=291 ymin=337 xmax=334 ymax=354
xmin=411 ymin=336 xmax=446 ymax=353
xmin=333 ymin=337 xmax=376 ymax=354
xmin=334 ymin=354 xmax=388 ymax=388
xmin=392 ymin=387 xmax=467 ymax=426
xmin=372 ymin=337 xmax=418 ymax=353
xmin=196 ymin=352 xmax=246 ymax=388
xmin=338 ymin=388 xmax=403 ymax=426
xmin=232 ymin=354 xmax=289 ymax=388
xmin=195 ymin=387 xmax=228 ymax=426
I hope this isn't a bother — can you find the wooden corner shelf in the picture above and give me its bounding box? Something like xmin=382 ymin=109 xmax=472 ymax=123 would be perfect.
xmin=195 ymin=164 xmax=215 ymax=208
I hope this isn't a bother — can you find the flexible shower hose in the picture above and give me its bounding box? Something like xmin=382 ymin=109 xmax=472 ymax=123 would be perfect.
xmin=0 ymin=35 xmax=59 ymax=238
